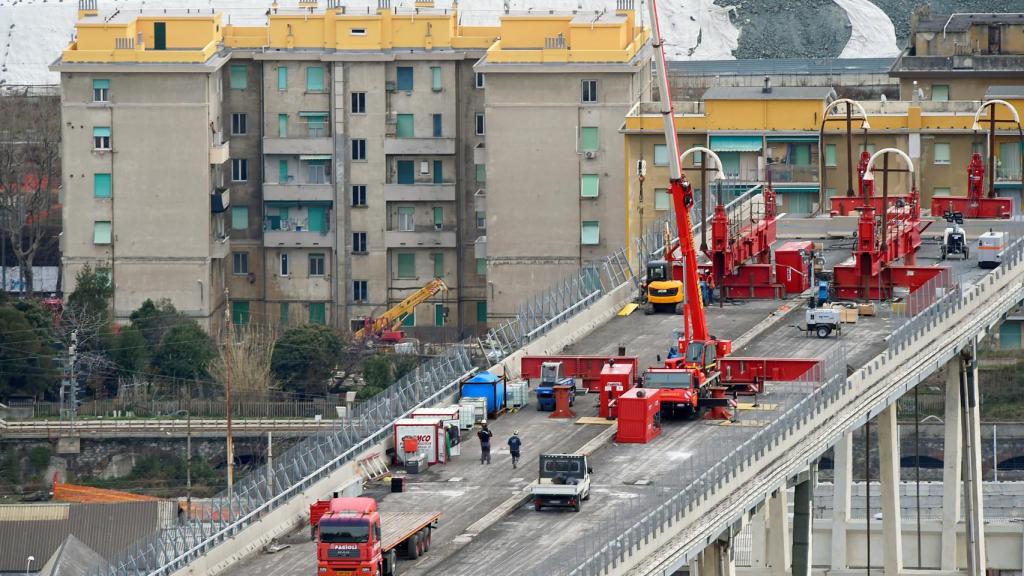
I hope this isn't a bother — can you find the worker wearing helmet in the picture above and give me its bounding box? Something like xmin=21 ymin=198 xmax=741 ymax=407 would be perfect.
xmin=477 ymin=423 xmax=493 ymax=465
xmin=507 ymin=431 xmax=522 ymax=469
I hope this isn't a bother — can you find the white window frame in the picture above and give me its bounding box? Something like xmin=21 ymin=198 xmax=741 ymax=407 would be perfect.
xmin=352 ymin=185 xmax=367 ymax=207
xmin=232 ymin=252 xmax=249 ymax=275
xmin=398 ymin=207 xmax=415 ymax=232
xmin=352 ymin=232 xmax=368 ymax=253
xmin=352 ymin=280 xmax=368 ymax=302
xmin=231 ymin=158 xmax=248 ymax=182
xmin=352 ymin=139 xmax=367 ymax=161
xmin=475 ymin=113 xmax=485 ymax=136
xmin=309 ymin=253 xmax=326 ymax=276
xmin=475 ymin=72 xmax=485 ymax=89
xmin=231 ymin=113 xmax=247 ymax=136
xmin=582 ymin=79 xmax=598 ymax=103
xmin=351 ymin=92 xmax=366 ymax=114
xmin=279 ymin=252 xmax=290 ymax=276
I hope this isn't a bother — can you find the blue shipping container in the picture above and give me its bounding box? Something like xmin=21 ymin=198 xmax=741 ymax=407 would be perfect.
xmin=461 ymin=372 xmax=506 ymax=415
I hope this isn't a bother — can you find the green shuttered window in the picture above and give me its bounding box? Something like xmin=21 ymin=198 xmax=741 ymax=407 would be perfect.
xmin=581 ymin=174 xmax=599 ymax=198
xmin=94 ymin=173 xmax=112 ymax=198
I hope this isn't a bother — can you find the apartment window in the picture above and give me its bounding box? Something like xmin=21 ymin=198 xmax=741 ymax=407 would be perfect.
xmin=92 ymin=79 xmax=109 ymax=103
xmin=231 ymin=113 xmax=247 ymax=136
xmin=352 ymin=139 xmax=367 ymax=161
xmin=351 ymin=92 xmax=366 ymax=114
xmin=475 ymin=72 xmax=485 ymax=89
xmin=932 ymin=84 xmax=950 ymax=102
xmin=232 ymin=252 xmax=249 ymax=275
xmin=352 ymin=185 xmax=367 ymax=207
xmin=401 ymin=310 xmax=415 ymax=327
xmin=352 ymin=280 xmax=368 ymax=302
xmin=476 ymin=210 xmax=486 ymax=229
xmin=475 ymin=113 xmax=485 ymax=136
xmin=305 ymin=113 xmax=328 ymax=137
xmin=581 ymin=220 xmax=600 ymax=245
xmin=433 ymin=253 xmax=444 ymax=278
xmin=934 ymin=143 xmax=951 ymax=165
xmin=397 ymin=253 xmax=415 ymax=278
xmin=309 ymin=253 xmax=325 ymax=276
xmin=231 ymin=206 xmax=249 ymax=230
xmin=433 ymin=207 xmax=443 ymax=229
xmin=279 ymin=159 xmax=290 ymax=183
xmin=309 ymin=302 xmax=326 ymax=325
xmin=306 ymin=66 xmax=325 ymax=92
xmin=433 ymin=160 xmax=443 ymax=184
xmin=825 ymin=144 xmax=837 ymax=167
xmin=396 ymin=66 xmax=413 ymax=91
xmin=397 ymin=114 xmax=415 ymax=138
xmin=304 ymin=161 xmax=325 ymax=184
xmin=434 ymin=303 xmax=445 ymax=326
xmin=653 ymin=144 xmax=667 ymax=166
xmin=475 ymin=164 xmax=486 ymax=184
xmin=825 ymin=188 xmax=837 ymax=199
xmin=654 ymin=188 xmax=670 ymax=211
xmin=397 ymin=160 xmax=415 ymax=185
xmin=280 ymin=252 xmax=290 ymax=276
xmin=397 ymin=206 xmax=415 ymax=231
xmin=280 ymin=303 xmax=289 ymax=324
xmin=93 ymin=221 xmax=112 ymax=245
xmin=93 ymin=127 xmax=111 ymax=150
xmin=231 ymin=158 xmax=248 ymax=182
xmin=94 ymin=173 xmax=112 ymax=198
xmin=352 ymin=232 xmax=368 ymax=253
xmin=972 ymin=142 xmax=986 ymax=155
xmin=232 ymin=301 xmax=250 ymax=326
xmin=934 ymin=187 xmax=951 ymax=197
xmin=860 ymin=143 xmax=876 ymax=154
xmin=278 ymin=114 xmax=288 ymax=138
xmin=432 ymin=114 xmax=442 ymax=138
xmin=229 ymin=64 xmax=247 ymax=90
xmin=476 ymin=257 xmax=486 ymax=275
xmin=278 ymin=66 xmax=288 ymax=90
xmin=431 ymin=66 xmax=442 ymax=92
xmin=580 ymin=127 xmax=598 ymax=151
xmin=581 ymin=174 xmax=599 ymax=198
xmin=476 ymin=301 xmax=487 ymax=322
xmin=694 ymin=150 xmax=702 ymax=166
xmin=582 ymin=79 xmax=598 ymax=103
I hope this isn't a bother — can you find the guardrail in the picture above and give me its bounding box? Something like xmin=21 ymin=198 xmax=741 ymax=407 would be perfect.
xmin=0 ymin=419 xmax=335 ymax=438
xmin=558 ymin=236 xmax=1024 ymax=576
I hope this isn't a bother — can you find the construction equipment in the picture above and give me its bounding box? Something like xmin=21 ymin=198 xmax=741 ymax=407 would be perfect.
xmin=977 ymin=230 xmax=1007 ymax=269
xmin=520 ymin=355 xmax=638 ymax=392
xmin=532 ymin=454 xmax=592 ymax=512
xmin=642 ymin=257 xmax=684 ymax=314
xmin=930 ymin=153 xmax=1012 ymax=219
xmin=534 ymin=361 xmax=575 ymax=412
xmin=831 ymin=151 xmax=909 ymax=216
xmin=940 ymin=210 xmax=969 ymax=260
xmin=353 ymin=279 xmax=447 ymax=343
xmin=803 ymin=307 xmax=842 ymax=338
xmin=310 ymin=496 xmax=440 ymax=576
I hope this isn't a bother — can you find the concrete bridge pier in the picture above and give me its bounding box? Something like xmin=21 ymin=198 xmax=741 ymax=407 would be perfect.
xmin=766 ymin=487 xmax=790 ymax=576
xmin=960 ymin=342 xmax=987 ymax=575
xmin=692 ymin=535 xmax=735 ymax=576
xmin=878 ymin=402 xmax=903 ymax=574
xmin=792 ymin=465 xmax=816 ymax=576
xmin=941 ymin=359 xmax=962 ymax=572
xmin=830 ymin=431 xmax=853 ymax=572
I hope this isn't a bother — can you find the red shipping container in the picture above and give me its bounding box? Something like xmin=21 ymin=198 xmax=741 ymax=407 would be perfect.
xmin=616 ymin=388 xmax=662 ymax=444
xmin=599 ymin=362 xmax=635 ymax=418
xmin=775 ymin=241 xmax=814 ymax=296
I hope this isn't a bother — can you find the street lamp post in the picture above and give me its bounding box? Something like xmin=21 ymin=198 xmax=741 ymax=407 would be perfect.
xmin=818 ymin=99 xmax=871 ymax=213
xmin=26 ymin=555 xmax=35 ymax=575
xmin=971 ymin=100 xmax=1024 ymax=199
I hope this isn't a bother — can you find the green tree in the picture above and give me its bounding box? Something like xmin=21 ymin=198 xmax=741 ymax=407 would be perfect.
xmin=0 ymin=306 xmax=55 ymax=398
xmin=152 ymin=322 xmax=216 ymax=381
xmin=112 ymin=326 xmax=148 ymax=376
xmin=66 ymin=264 xmax=113 ymax=318
xmin=359 ymin=354 xmax=395 ymax=400
xmin=129 ymin=298 xmax=188 ymax=350
xmin=271 ymin=325 xmax=343 ymax=395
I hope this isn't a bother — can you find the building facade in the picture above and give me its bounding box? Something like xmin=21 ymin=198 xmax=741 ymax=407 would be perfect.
xmin=54 ymin=0 xmax=647 ymax=337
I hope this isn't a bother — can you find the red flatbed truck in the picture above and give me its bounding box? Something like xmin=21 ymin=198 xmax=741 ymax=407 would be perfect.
xmin=310 ymin=496 xmax=440 ymax=576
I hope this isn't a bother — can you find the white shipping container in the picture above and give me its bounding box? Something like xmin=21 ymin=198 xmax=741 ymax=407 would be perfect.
xmin=459 ymin=397 xmax=487 ymax=423
xmin=458 ymin=404 xmax=476 ymax=429
xmin=393 ymin=418 xmax=446 ymax=465
xmin=411 ymin=406 xmax=462 ymax=457
xmin=507 ymin=380 xmax=529 ymax=407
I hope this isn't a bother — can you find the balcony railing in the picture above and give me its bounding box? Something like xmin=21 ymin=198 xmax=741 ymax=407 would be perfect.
xmin=263 ymin=218 xmax=330 ymax=234
xmin=767 ymin=164 xmax=819 ymax=183
xmin=997 ymin=168 xmax=1023 ymax=181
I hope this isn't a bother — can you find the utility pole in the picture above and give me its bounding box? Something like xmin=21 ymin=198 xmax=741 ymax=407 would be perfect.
xmin=266 ymin=431 xmax=273 ymax=495
xmin=61 ymin=330 xmax=79 ymax=428
xmin=224 ymin=288 xmax=234 ymax=492
xmin=637 ymin=158 xmax=646 ymax=272
xmin=186 ymin=381 xmax=192 ymax=516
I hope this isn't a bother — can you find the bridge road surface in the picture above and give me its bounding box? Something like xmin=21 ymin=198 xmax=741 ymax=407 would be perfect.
xmin=422 ymin=229 xmax=1006 ymax=576
xmin=219 ymin=301 xmax=784 ymax=576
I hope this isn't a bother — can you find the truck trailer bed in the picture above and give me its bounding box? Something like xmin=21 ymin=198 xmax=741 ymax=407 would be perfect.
xmin=380 ymin=511 xmax=441 ymax=552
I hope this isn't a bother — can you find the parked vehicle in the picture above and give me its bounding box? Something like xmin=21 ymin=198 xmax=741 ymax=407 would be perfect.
xmin=977 ymin=230 xmax=1006 ymax=269
xmin=532 ymin=454 xmax=592 ymax=512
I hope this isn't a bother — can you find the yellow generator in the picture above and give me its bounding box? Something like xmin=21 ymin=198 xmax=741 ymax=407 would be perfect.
xmin=643 ymin=259 xmax=683 ymax=314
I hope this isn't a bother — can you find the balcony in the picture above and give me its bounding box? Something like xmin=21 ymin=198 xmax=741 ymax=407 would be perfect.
xmin=263 ymin=229 xmax=335 ymax=248
xmin=263 ymin=183 xmax=335 ymax=202
xmin=474 ymin=143 xmax=487 ymax=165
xmin=211 ymin=234 xmax=230 ymax=259
xmin=767 ymin=164 xmax=819 ymax=183
xmin=384 ymin=137 xmax=456 ymax=156
xmin=383 ymin=183 xmax=456 ymax=202
xmin=475 ymin=235 xmax=487 ymax=259
xmin=385 ymin=225 xmax=456 ymax=248
xmin=263 ymin=137 xmax=333 ymax=156
xmin=210 ymin=132 xmax=230 ymax=165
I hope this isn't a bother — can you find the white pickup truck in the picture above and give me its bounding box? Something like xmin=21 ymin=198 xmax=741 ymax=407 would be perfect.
xmin=531 ymin=454 xmax=592 ymax=512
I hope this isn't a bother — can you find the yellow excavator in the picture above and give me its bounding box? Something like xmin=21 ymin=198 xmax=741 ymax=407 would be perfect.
xmin=643 ymin=223 xmax=685 ymax=314
xmin=353 ymin=278 xmax=448 ymax=343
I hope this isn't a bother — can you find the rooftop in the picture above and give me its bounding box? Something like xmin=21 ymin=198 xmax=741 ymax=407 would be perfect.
xmin=985 ymin=85 xmax=1024 ymax=100
xmin=701 ymin=86 xmax=837 ymax=101
xmin=668 ymin=58 xmax=896 ymax=77
xmin=915 ymin=13 xmax=1024 ymax=34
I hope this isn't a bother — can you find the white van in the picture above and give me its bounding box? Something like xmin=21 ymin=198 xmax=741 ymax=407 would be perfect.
xmin=978 ymin=231 xmax=1007 ymax=269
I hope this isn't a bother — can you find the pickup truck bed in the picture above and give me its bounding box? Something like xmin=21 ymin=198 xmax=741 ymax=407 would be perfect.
xmin=380 ymin=511 xmax=441 ymax=552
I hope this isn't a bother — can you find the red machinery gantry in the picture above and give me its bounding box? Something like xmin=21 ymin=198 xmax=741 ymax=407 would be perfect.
xmin=930 ymin=152 xmax=1012 ymax=219
xmin=832 ymin=151 xmax=950 ymax=299
xmin=830 ymin=151 xmax=909 ymax=216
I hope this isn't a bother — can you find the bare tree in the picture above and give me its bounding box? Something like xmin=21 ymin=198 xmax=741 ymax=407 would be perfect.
xmin=0 ymin=88 xmax=61 ymax=295
xmin=209 ymin=324 xmax=278 ymax=400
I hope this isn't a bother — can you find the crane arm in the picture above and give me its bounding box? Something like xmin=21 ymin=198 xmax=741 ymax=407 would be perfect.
xmin=647 ymin=0 xmax=709 ymax=342
xmin=353 ymin=279 xmax=448 ymax=341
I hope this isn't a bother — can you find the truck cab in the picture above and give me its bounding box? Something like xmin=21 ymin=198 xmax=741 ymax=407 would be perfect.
xmin=536 ymin=361 xmax=576 ymax=411
xmin=643 ymin=259 xmax=684 ymax=314
xmin=642 ymin=368 xmax=704 ymax=418
xmin=532 ymin=454 xmax=592 ymax=512
xmin=312 ymin=497 xmax=385 ymax=576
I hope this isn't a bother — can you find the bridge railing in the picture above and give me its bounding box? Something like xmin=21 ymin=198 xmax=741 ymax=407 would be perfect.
xmin=88 ymin=243 xmax=642 ymax=576
xmin=558 ymin=238 xmax=1024 ymax=576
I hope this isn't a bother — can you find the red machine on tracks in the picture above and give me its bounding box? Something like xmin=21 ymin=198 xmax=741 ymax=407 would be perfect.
xmin=832 ymin=150 xmax=950 ymax=300
xmin=930 ymin=152 xmax=1012 ymax=219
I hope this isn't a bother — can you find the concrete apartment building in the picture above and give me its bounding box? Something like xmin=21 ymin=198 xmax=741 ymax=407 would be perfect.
xmin=479 ymin=10 xmax=650 ymax=319
xmin=54 ymin=0 xmax=646 ymax=336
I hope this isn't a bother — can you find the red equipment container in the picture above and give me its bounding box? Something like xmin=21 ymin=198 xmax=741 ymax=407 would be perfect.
xmin=774 ymin=241 xmax=813 ymax=296
xmin=598 ymin=361 xmax=635 ymax=418
xmin=521 ymin=355 xmax=638 ymax=392
xmin=616 ymin=389 xmax=661 ymax=444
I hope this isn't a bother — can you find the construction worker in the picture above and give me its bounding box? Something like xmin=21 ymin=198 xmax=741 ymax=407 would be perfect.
xmin=507 ymin=431 xmax=522 ymax=469
xmin=477 ymin=422 xmax=493 ymax=465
